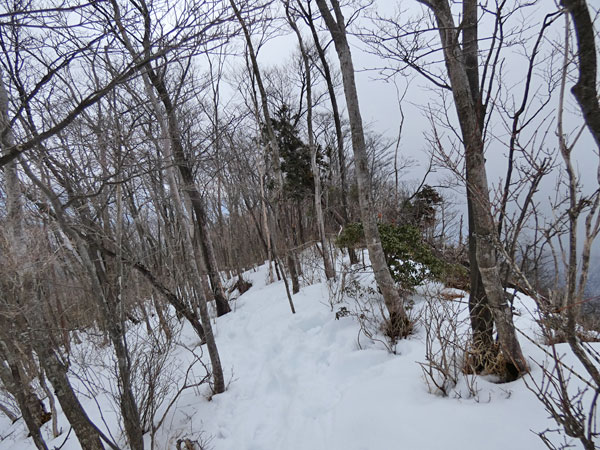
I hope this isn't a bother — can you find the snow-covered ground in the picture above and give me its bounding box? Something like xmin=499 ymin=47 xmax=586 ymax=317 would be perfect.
xmin=0 ymin=262 xmax=594 ymax=449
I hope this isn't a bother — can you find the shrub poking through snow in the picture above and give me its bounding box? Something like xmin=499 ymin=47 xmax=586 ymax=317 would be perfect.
xmin=229 ymin=276 xmax=253 ymax=295
xmin=333 ymin=269 xmax=415 ymax=352
xmin=336 ymin=222 xmax=444 ymax=290
xmin=418 ymin=285 xmax=480 ymax=398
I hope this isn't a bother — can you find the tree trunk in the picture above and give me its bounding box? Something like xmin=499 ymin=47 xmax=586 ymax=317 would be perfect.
xmin=287 ymin=253 xmax=301 ymax=294
xmin=420 ymin=0 xmax=527 ymax=376
xmin=462 ymin=0 xmax=495 ymax=370
xmin=19 ymin=160 xmax=143 ymax=448
xmin=0 ymin=69 xmax=48 ymax=450
xmin=259 ymin=164 xmax=275 ymax=282
xmin=0 ymin=69 xmax=22 ymax=243
xmin=109 ymin=0 xmax=230 ymax=317
xmin=560 ymin=0 xmax=600 ymax=151
xmin=33 ymin=337 xmax=105 ymax=450
xmin=231 ymin=0 xmax=298 ymax=311
xmin=300 ymin=1 xmax=357 ymax=264
xmin=286 ymin=6 xmax=336 ymax=281
xmin=0 ymin=355 xmax=48 ymax=450
xmin=467 ymin=202 xmax=494 ymax=369
xmin=316 ymin=0 xmax=408 ymax=335
xmin=91 ymin=255 xmax=144 ymax=450
xmin=559 ymin=0 xmax=600 ymax=391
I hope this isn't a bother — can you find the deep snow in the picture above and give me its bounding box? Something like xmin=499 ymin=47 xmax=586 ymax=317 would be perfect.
xmin=0 ymin=261 xmax=594 ymax=449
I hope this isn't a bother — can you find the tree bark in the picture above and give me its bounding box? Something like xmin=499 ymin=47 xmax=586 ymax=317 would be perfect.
xmin=298 ymin=0 xmax=357 ymax=264
xmin=316 ymin=0 xmax=408 ymax=334
xmin=0 ymin=354 xmax=48 ymax=450
xmin=33 ymin=338 xmax=105 ymax=450
xmin=231 ymin=0 xmax=298 ymax=309
xmin=0 ymin=69 xmax=49 ymax=450
xmin=462 ymin=0 xmax=494 ymax=369
xmin=286 ymin=5 xmax=336 ymax=281
xmin=560 ymin=0 xmax=600 ymax=151
xmin=419 ymin=0 xmax=527 ymax=376
xmin=127 ymin=60 xmax=226 ymax=391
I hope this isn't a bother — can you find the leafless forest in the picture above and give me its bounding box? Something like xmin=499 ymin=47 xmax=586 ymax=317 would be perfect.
xmin=0 ymin=1 xmax=599 ymax=449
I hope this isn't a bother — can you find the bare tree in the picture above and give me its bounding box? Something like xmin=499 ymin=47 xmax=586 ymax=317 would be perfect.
xmin=526 ymin=2 xmax=600 ymax=447
xmin=296 ymin=0 xmax=358 ymax=264
xmin=101 ymin=0 xmax=230 ymax=394
xmin=1 ymin=55 xmax=108 ymax=449
xmin=415 ymin=0 xmax=528 ymax=376
xmin=285 ymin=2 xmax=336 ymax=281
xmin=314 ymin=0 xmax=410 ymax=337
xmin=231 ymin=0 xmax=299 ymax=310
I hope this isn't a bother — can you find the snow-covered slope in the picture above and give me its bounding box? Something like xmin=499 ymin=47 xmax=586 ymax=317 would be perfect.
xmin=0 ymin=263 xmax=593 ymax=449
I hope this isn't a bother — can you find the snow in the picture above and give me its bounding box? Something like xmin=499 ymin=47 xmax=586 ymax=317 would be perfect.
xmin=0 ymin=261 xmax=595 ymax=449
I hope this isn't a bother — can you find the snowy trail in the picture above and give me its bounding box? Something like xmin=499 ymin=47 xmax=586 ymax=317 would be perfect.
xmin=179 ymin=268 xmax=560 ymax=450
xmin=209 ymin=281 xmax=348 ymax=449
xmin=0 ymin=264 xmax=587 ymax=449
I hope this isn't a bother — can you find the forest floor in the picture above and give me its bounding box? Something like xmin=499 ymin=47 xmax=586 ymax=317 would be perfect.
xmin=0 ymin=259 xmax=594 ymax=449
